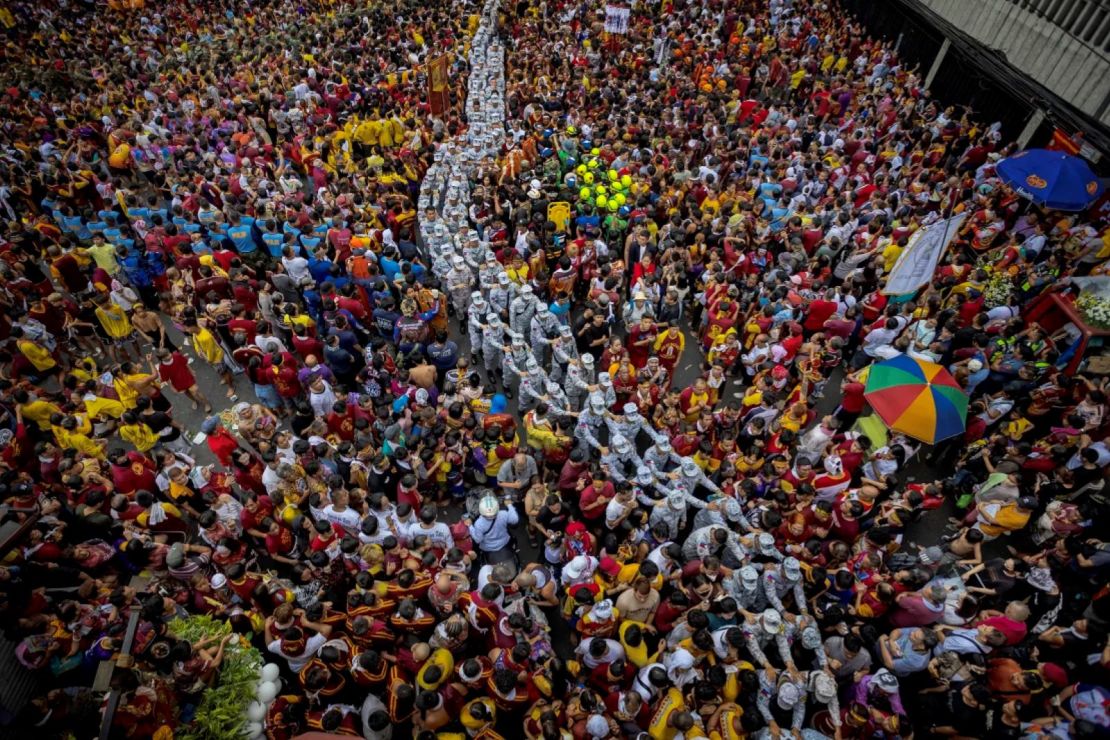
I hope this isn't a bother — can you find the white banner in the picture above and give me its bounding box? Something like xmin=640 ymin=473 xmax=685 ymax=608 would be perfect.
xmin=604 ymin=4 xmax=630 ymax=34
xmin=882 ymin=213 xmax=967 ymax=295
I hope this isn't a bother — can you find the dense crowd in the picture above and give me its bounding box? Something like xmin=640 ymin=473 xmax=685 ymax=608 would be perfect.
xmin=0 ymin=0 xmax=1108 ymax=739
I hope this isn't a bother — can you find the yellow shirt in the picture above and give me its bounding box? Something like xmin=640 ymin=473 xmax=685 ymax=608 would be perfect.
xmin=506 ymin=264 xmax=530 ymax=285
xmin=137 ymin=501 xmax=183 ymax=528
xmin=108 ymin=143 xmax=131 ymax=168
xmin=881 ymin=242 xmax=904 ymax=273
xmin=83 ymin=243 xmax=120 ymax=274
xmin=980 ymin=504 xmax=1031 ymax=537
xmin=193 ymin=327 xmax=224 ymax=364
xmin=54 ymin=425 xmax=105 ymax=459
xmin=649 ymin=688 xmax=705 ymax=740
xmin=84 ymin=395 xmax=127 ymax=420
xmin=120 ymin=422 xmax=158 ymax=452
xmin=17 ymin=339 xmax=56 ymax=372
xmin=20 ymin=400 xmax=62 ymax=430
xmin=95 ymin=305 xmax=132 ymax=339
xmin=113 ymin=376 xmax=140 ymax=409
xmin=353 ymin=119 xmax=381 ymax=146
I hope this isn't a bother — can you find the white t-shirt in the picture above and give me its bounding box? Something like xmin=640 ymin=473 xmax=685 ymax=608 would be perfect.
xmin=322 ymin=505 xmax=362 ymax=533
xmin=574 ymin=638 xmax=625 ymax=669
xmin=268 ymin=632 xmax=327 ymax=672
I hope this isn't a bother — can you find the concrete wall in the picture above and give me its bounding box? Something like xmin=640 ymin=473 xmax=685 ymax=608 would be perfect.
xmin=916 ymin=0 xmax=1110 ymax=127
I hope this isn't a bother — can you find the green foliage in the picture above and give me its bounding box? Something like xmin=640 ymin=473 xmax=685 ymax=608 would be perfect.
xmin=168 ymin=615 xmax=263 ymax=740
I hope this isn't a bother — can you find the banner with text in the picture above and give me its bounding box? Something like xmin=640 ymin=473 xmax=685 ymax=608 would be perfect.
xmin=604 ymin=4 xmax=630 ymax=34
xmin=882 ymin=213 xmax=967 ymax=295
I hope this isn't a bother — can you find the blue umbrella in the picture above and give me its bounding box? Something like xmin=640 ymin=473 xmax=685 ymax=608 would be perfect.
xmin=996 ymin=148 xmax=1104 ymax=211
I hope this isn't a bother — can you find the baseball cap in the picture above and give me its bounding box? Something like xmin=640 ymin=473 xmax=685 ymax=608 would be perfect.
xmin=873 ymin=669 xmax=899 ymax=693
xmin=166 ymin=543 xmax=186 ymax=568
xmin=1040 ymin=662 xmax=1069 ymax=688
xmin=776 ymin=682 xmax=800 ymax=709
xmin=813 ymin=671 xmax=837 ymax=702
xmin=599 ymin=557 xmax=621 ymax=576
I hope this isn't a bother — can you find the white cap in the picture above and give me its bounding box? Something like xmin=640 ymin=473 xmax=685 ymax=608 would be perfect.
xmin=783 ymin=556 xmax=802 ymax=580
xmin=612 ymin=434 xmax=631 ymax=455
xmin=563 ymin=555 xmax=596 ymax=580
xmin=739 ymin=566 xmax=760 ymax=587
xmin=585 ymin=714 xmax=609 ymax=739
xmin=723 ymin=498 xmax=742 ymax=521
xmin=761 ymin=608 xmax=783 ymax=633
xmin=776 ymin=681 xmax=801 ymax=709
xmin=590 ymin=599 xmax=614 ymax=622
xmin=478 ymin=494 xmax=500 ymax=518
xmin=812 ymin=671 xmax=837 ymax=702
xmin=622 ymin=402 xmax=639 ymax=415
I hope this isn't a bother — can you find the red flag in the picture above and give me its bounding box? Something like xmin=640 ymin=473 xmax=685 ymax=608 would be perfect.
xmin=1046 ymin=127 xmax=1081 ymax=156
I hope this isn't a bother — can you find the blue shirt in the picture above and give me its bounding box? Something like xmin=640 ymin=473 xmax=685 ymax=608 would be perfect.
xmin=307 ymin=257 xmax=333 ymax=283
xmin=468 ymin=508 xmax=520 ymax=552
xmin=889 ymin=631 xmax=930 ymax=677
xmin=426 ymin=340 xmax=459 ymax=371
xmin=262 ymin=232 xmax=285 ymax=257
xmin=228 ymin=225 xmax=256 ymax=253
xmin=379 ymin=255 xmax=401 ymax=282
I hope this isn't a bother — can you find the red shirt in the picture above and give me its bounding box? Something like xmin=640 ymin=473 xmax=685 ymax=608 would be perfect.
xmin=336 ymin=296 xmax=367 ymax=321
xmin=206 ymin=428 xmax=240 ymax=467
xmin=804 ymin=300 xmax=838 ymax=331
xmin=977 ymin=614 xmax=1027 ymax=645
xmin=579 ymin=482 xmax=614 ymax=521
xmin=266 ymin=526 xmax=296 ymax=558
xmin=110 ymin=452 xmax=158 ymax=496
xmin=841 ymin=382 xmax=866 ymax=413
xmin=240 ymin=495 xmax=274 ymax=533
xmin=157 ymin=352 xmax=197 ymax=392
xmin=291 ymin=334 xmax=325 ymax=361
xmin=823 ymin=318 xmax=856 ymax=341
xmin=397 ymin=485 xmax=423 ymax=515
xmin=227 ymin=317 xmax=257 ymax=343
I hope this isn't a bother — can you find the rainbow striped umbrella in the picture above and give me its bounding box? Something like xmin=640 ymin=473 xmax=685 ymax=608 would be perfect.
xmin=863 ymin=354 xmax=968 ymax=444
